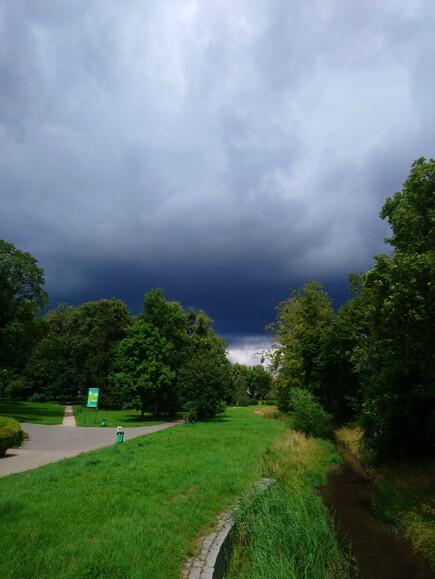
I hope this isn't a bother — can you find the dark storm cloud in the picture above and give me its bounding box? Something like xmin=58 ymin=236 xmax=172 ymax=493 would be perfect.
xmin=1 ymin=0 xmax=434 ymax=360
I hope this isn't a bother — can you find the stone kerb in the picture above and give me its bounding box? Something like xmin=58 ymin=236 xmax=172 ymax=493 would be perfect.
xmin=182 ymin=477 xmax=274 ymax=579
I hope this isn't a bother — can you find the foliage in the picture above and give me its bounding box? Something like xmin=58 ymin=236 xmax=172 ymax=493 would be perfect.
xmin=380 ymin=157 xmax=435 ymax=254
xmin=0 ymin=240 xmax=48 ymax=328
xmin=141 ymin=288 xmax=188 ymax=371
xmin=0 ymin=416 xmax=23 ymax=456
xmin=315 ymin=285 xmax=367 ymax=421
xmin=289 ymin=388 xmax=332 ymax=439
xmin=178 ymin=310 xmax=231 ymax=421
xmin=27 ymin=299 xmax=131 ymax=402
xmin=112 ymin=320 xmax=175 ymax=418
xmin=231 ymin=367 xmax=251 ymax=406
xmin=4 ymin=375 xmax=31 ymax=400
xmin=267 ymin=279 xmax=334 ymax=411
xmin=29 ymin=393 xmax=47 ymax=403
xmin=0 ymin=407 xmax=283 ymax=578
xmin=0 ymin=240 xmax=48 ymax=374
xmin=229 ymin=364 xmax=273 ymax=406
xmin=355 ymin=157 xmax=435 ymax=460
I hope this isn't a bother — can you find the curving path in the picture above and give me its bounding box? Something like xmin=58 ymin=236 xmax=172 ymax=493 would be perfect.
xmin=0 ymin=406 xmax=181 ymax=477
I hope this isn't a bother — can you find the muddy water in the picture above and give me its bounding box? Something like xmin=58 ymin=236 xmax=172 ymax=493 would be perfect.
xmin=321 ymin=451 xmax=434 ymax=579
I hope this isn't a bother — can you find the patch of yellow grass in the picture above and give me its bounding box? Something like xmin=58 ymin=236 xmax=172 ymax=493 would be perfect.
xmin=335 ymin=426 xmax=364 ymax=460
xmin=402 ymin=510 xmax=435 ymax=569
xmin=262 ymin=428 xmax=327 ymax=488
xmin=253 ymin=406 xmax=280 ymax=419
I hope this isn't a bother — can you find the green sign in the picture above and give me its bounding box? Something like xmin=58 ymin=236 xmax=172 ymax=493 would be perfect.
xmin=87 ymin=388 xmax=100 ymax=408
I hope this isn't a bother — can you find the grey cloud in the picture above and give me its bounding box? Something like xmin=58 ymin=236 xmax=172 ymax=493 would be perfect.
xmin=1 ymin=0 xmax=434 ymax=346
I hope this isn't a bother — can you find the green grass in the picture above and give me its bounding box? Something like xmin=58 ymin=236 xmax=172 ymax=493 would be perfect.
xmin=73 ymin=406 xmax=172 ymax=428
xmin=0 ymin=407 xmax=284 ymax=578
xmin=0 ymin=399 xmax=65 ymax=425
xmin=226 ymin=429 xmax=356 ymax=578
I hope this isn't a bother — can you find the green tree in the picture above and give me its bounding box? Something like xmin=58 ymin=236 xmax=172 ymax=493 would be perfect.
xmin=316 ymin=276 xmax=367 ymax=421
xmin=27 ymin=305 xmax=84 ymax=400
xmin=267 ymin=280 xmax=334 ymax=411
xmin=112 ymin=320 xmax=175 ymax=419
xmin=229 ymin=364 xmax=250 ymax=406
xmin=75 ymin=299 xmax=132 ymax=405
xmin=247 ymin=365 xmax=273 ymax=400
xmin=28 ymin=299 xmax=131 ymax=402
xmin=356 ymin=158 xmax=435 ymax=460
xmin=178 ymin=310 xmax=231 ymax=421
xmin=0 ymin=240 xmax=48 ymax=378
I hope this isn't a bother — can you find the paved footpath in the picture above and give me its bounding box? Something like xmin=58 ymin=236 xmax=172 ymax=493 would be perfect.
xmin=0 ymin=406 xmax=181 ymax=477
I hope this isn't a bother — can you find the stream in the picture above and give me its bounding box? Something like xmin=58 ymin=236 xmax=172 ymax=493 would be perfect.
xmin=321 ymin=450 xmax=434 ymax=579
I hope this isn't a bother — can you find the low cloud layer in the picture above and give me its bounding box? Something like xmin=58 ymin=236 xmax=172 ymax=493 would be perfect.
xmin=2 ymin=1 xmax=434 ymax=352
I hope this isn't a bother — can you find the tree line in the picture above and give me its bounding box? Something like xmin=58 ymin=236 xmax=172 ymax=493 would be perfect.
xmin=0 ymin=246 xmax=272 ymax=420
xmin=1 ymin=157 xmax=433 ymax=457
xmin=267 ymin=157 xmax=434 ymax=461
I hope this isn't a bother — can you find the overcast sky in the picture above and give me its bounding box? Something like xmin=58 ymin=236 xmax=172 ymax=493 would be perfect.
xmin=1 ymin=0 xmax=434 ymax=364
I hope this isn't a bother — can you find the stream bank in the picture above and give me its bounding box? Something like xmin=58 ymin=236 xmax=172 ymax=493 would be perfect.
xmin=321 ymin=448 xmax=434 ymax=578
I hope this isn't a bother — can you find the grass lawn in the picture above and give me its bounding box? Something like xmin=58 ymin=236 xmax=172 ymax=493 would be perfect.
xmin=73 ymin=406 xmax=172 ymax=428
xmin=0 ymin=399 xmax=65 ymax=425
xmin=0 ymin=407 xmax=284 ymax=578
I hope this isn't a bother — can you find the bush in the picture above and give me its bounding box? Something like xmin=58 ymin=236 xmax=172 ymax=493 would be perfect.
xmin=0 ymin=416 xmax=23 ymax=457
xmin=290 ymin=389 xmax=332 ymax=438
xmin=247 ymin=398 xmax=259 ymax=406
xmin=29 ymin=393 xmax=47 ymax=403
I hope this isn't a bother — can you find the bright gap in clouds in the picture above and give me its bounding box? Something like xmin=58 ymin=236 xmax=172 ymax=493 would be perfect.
xmin=226 ymin=336 xmax=272 ymax=366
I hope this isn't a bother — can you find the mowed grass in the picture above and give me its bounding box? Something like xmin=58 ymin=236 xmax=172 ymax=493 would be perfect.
xmin=0 ymin=407 xmax=283 ymax=578
xmin=0 ymin=399 xmax=65 ymax=425
xmin=73 ymin=406 xmax=171 ymax=428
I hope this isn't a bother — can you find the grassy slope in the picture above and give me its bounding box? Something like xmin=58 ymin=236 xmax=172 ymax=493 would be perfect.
xmin=226 ymin=427 xmax=355 ymax=578
xmin=0 ymin=400 xmax=65 ymax=425
xmin=0 ymin=407 xmax=283 ymax=578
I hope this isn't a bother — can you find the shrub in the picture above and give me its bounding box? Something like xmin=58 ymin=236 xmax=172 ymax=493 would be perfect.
xmin=290 ymin=389 xmax=332 ymax=438
xmin=0 ymin=428 xmax=13 ymax=457
xmin=247 ymin=398 xmax=259 ymax=406
xmin=29 ymin=393 xmax=47 ymax=403
xmin=0 ymin=416 xmax=23 ymax=457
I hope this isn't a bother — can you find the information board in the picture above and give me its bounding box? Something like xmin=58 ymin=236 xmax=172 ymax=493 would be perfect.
xmin=87 ymin=388 xmax=100 ymax=408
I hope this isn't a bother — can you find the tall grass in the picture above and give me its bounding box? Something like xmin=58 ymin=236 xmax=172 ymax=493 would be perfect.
xmin=226 ymin=428 xmax=356 ymax=578
xmin=0 ymin=407 xmax=283 ymax=578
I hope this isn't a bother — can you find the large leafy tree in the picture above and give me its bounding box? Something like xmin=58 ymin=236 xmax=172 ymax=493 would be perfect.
xmin=316 ymin=275 xmax=367 ymax=421
xmin=178 ymin=310 xmax=231 ymax=421
xmin=356 ymin=158 xmax=435 ymax=460
xmin=28 ymin=299 xmax=131 ymax=401
xmin=0 ymin=240 xmax=48 ymax=380
xmin=228 ymin=363 xmax=273 ymax=405
xmin=141 ymin=288 xmax=189 ymax=372
xmin=267 ymin=280 xmax=334 ymax=411
xmin=112 ymin=320 xmax=175 ymax=419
